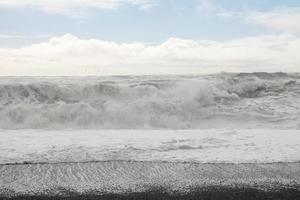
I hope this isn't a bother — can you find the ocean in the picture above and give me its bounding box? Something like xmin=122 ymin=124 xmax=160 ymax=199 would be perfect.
xmin=1 ymin=72 xmax=300 ymax=199
xmin=0 ymin=72 xmax=299 ymax=130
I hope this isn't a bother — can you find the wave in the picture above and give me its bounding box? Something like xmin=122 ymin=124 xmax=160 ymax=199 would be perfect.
xmin=0 ymin=73 xmax=299 ymax=129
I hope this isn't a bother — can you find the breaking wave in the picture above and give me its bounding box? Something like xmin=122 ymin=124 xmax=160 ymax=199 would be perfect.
xmin=0 ymin=72 xmax=299 ymax=129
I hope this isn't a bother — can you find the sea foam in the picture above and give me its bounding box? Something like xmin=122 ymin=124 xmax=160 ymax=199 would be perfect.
xmin=0 ymin=73 xmax=299 ymax=129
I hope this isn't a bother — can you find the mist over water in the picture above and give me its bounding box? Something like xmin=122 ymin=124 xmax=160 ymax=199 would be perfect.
xmin=0 ymin=72 xmax=299 ymax=129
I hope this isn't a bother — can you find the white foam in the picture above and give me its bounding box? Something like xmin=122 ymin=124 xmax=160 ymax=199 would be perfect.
xmin=0 ymin=73 xmax=299 ymax=129
xmin=1 ymin=129 xmax=300 ymax=164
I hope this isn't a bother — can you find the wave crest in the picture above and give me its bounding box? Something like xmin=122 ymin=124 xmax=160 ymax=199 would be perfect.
xmin=0 ymin=73 xmax=299 ymax=129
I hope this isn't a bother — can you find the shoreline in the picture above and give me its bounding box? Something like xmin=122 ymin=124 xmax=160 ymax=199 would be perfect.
xmin=2 ymin=160 xmax=300 ymax=165
xmin=2 ymin=187 xmax=300 ymax=200
xmin=1 ymin=161 xmax=300 ymax=199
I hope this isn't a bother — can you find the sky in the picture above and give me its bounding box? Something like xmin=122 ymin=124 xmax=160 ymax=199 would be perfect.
xmin=0 ymin=0 xmax=300 ymax=75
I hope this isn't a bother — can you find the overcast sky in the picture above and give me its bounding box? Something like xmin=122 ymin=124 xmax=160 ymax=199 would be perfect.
xmin=0 ymin=0 xmax=300 ymax=75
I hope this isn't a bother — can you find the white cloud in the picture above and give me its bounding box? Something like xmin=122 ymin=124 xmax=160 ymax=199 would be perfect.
xmin=248 ymin=8 xmax=300 ymax=34
xmin=0 ymin=0 xmax=149 ymax=14
xmin=218 ymin=7 xmax=300 ymax=34
xmin=0 ymin=34 xmax=299 ymax=76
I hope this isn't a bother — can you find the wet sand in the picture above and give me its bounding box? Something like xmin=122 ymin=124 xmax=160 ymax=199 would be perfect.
xmin=1 ymin=161 xmax=300 ymax=199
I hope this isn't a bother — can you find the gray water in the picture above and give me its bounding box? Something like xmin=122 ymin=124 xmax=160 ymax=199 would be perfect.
xmin=0 ymin=72 xmax=299 ymax=129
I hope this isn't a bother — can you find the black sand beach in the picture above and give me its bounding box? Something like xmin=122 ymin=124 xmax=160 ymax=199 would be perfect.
xmin=1 ymin=161 xmax=300 ymax=199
